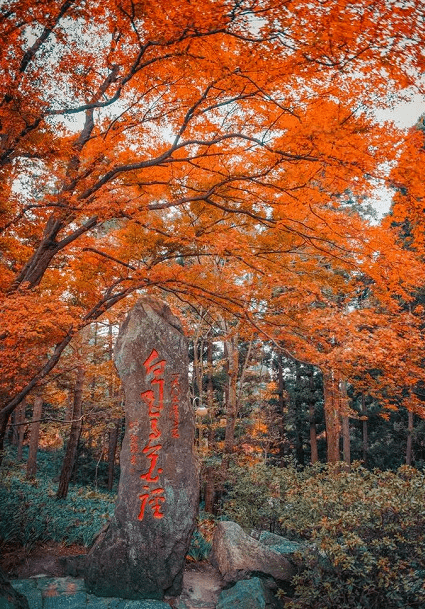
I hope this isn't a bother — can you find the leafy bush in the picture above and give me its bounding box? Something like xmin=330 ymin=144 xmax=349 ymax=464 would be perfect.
xmin=222 ymin=461 xmax=425 ymax=609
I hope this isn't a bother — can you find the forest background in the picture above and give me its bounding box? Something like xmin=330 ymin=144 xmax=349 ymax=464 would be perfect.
xmin=1 ymin=1 xmax=425 ymax=607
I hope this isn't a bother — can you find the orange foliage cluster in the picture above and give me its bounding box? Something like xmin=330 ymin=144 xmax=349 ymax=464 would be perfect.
xmin=0 ymin=0 xmax=424 ymax=424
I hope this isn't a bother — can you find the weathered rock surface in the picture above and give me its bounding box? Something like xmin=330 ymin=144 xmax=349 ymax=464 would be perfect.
xmin=10 ymin=577 xmax=173 ymax=609
xmin=0 ymin=569 xmax=29 ymax=609
xmin=258 ymin=531 xmax=303 ymax=556
xmin=216 ymin=578 xmax=279 ymax=609
xmin=211 ymin=521 xmax=296 ymax=585
xmin=85 ymin=298 xmax=199 ymax=600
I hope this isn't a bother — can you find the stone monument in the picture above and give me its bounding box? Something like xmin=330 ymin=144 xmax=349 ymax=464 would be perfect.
xmin=84 ymin=297 xmax=199 ymax=600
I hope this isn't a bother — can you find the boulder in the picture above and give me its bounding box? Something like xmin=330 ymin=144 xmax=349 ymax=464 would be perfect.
xmin=216 ymin=577 xmax=278 ymax=609
xmin=85 ymin=298 xmax=199 ymax=600
xmin=211 ymin=521 xmax=296 ymax=585
xmin=258 ymin=531 xmax=303 ymax=556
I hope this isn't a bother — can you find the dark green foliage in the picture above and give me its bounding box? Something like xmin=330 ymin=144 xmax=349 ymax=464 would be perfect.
xmin=0 ymin=447 xmax=115 ymax=548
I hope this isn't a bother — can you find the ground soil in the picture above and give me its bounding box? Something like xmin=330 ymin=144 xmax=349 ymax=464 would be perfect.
xmin=0 ymin=542 xmax=87 ymax=579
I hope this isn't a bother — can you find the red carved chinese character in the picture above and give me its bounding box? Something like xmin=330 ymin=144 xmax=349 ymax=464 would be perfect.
xmin=138 ymin=486 xmax=166 ymax=520
xmin=143 ymin=349 xmax=166 ymax=378
xmin=140 ymin=442 xmax=163 ymax=482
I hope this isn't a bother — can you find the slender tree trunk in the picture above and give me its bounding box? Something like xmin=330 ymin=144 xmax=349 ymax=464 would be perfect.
xmin=16 ymin=401 xmax=26 ymax=461
xmin=224 ymin=335 xmax=238 ymax=457
xmin=277 ymin=355 xmax=289 ymax=461
xmin=11 ymin=410 xmax=19 ymax=445
xmin=0 ymin=410 xmax=10 ymax=466
xmin=26 ymin=395 xmax=43 ymax=478
xmin=323 ymin=371 xmax=341 ymax=464
xmin=340 ymin=380 xmax=350 ymax=470
xmin=57 ymin=366 xmax=85 ymax=499
xmin=406 ymin=410 xmax=414 ymax=466
xmin=293 ymin=361 xmax=305 ymax=466
xmin=309 ymin=405 xmax=319 ymax=464
xmin=206 ymin=338 xmax=215 ymax=450
xmin=307 ymin=367 xmax=318 ymax=464
xmin=107 ymin=420 xmax=120 ymax=491
xmin=204 ymin=465 xmax=216 ymax=514
xmin=361 ymin=394 xmax=368 ymax=465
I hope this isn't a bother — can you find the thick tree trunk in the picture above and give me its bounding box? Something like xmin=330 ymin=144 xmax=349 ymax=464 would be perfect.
xmin=26 ymin=396 xmax=43 ymax=478
xmin=107 ymin=420 xmax=120 ymax=491
xmin=406 ymin=409 xmax=414 ymax=466
xmin=323 ymin=372 xmax=341 ymax=464
xmin=57 ymin=366 xmax=85 ymax=499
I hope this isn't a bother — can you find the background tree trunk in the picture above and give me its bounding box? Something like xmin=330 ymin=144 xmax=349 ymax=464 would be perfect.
xmin=57 ymin=366 xmax=85 ymax=499
xmin=26 ymin=395 xmax=43 ymax=478
xmin=204 ymin=465 xmax=216 ymax=514
xmin=107 ymin=420 xmax=120 ymax=491
xmin=323 ymin=372 xmax=341 ymax=464
xmin=361 ymin=394 xmax=368 ymax=465
xmin=0 ymin=411 xmax=11 ymax=466
xmin=406 ymin=409 xmax=414 ymax=466
xmin=224 ymin=334 xmax=238 ymax=457
xmin=277 ymin=355 xmax=289 ymax=462
xmin=16 ymin=401 xmax=26 ymax=461
xmin=340 ymin=380 xmax=350 ymax=470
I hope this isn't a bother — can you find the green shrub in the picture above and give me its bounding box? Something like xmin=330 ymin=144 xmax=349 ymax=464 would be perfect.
xmin=222 ymin=461 xmax=425 ymax=609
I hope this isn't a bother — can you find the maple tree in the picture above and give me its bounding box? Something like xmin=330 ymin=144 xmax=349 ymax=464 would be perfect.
xmin=1 ymin=0 xmax=425 ymax=463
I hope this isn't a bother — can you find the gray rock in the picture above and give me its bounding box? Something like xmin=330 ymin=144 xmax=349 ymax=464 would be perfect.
xmin=85 ymin=298 xmax=199 ymax=600
xmin=211 ymin=522 xmax=295 ymax=585
xmin=258 ymin=531 xmax=303 ymax=556
xmin=115 ymin=601 xmax=171 ymax=609
xmin=216 ymin=578 xmax=271 ymax=609
xmin=42 ymin=592 xmax=87 ymax=609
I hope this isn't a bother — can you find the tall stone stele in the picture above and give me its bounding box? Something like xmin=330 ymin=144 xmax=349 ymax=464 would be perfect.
xmin=85 ymin=298 xmax=199 ymax=600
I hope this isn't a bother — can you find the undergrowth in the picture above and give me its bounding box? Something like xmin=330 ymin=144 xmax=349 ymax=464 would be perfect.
xmin=223 ymin=461 xmax=425 ymax=609
xmin=0 ymin=447 xmax=115 ymax=548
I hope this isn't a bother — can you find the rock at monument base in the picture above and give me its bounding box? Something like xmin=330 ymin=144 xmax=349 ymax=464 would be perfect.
xmin=85 ymin=298 xmax=199 ymax=600
xmin=0 ymin=569 xmax=29 ymax=609
xmin=211 ymin=521 xmax=296 ymax=585
xmin=216 ymin=578 xmax=279 ymax=609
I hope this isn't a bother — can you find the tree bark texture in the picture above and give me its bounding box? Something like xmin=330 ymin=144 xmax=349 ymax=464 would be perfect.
xmin=107 ymin=420 xmax=120 ymax=491
xmin=323 ymin=372 xmax=341 ymax=464
xmin=224 ymin=335 xmax=238 ymax=456
xmin=15 ymin=401 xmax=26 ymax=461
xmin=361 ymin=394 xmax=368 ymax=465
xmin=340 ymin=380 xmax=350 ymax=469
xmin=406 ymin=410 xmax=414 ymax=466
xmin=26 ymin=396 xmax=43 ymax=478
xmin=57 ymin=366 xmax=85 ymax=499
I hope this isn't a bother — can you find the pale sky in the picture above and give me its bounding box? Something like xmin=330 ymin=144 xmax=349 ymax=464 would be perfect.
xmin=370 ymin=93 xmax=425 ymax=218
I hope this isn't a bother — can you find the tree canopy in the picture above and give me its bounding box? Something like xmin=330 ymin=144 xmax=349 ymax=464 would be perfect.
xmin=1 ymin=0 xmax=425 ymax=431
